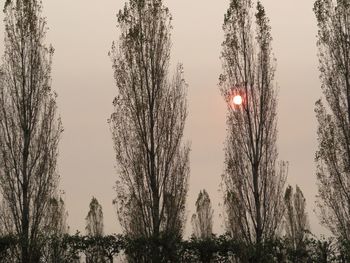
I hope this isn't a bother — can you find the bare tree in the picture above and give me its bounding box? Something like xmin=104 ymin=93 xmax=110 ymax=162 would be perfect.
xmin=86 ymin=197 xmax=104 ymax=237
xmin=219 ymin=0 xmax=287 ymax=253
xmin=0 ymin=0 xmax=62 ymax=262
xmin=314 ymin=0 xmax=350 ymax=241
xmin=191 ymin=190 xmax=213 ymax=239
xmin=41 ymin=193 xmax=70 ymax=263
xmin=44 ymin=194 xmax=69 ymax=235
xmin=284 ymin=185 xmax=310 ymax=253
xmin=85 ymin=197 xmax=105 ymax=263
xmin=109 ymin=0 xmax=189 ymax=261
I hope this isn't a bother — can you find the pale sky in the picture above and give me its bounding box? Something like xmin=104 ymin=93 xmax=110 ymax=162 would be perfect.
xmin=0 ymin=0 xmax=325 ymax=237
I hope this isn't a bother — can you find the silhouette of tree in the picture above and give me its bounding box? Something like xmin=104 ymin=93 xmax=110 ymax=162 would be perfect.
xmin=191 ymin=190 xmax=213 ymax=239
xmin=0 ymin=0 xmax=62 ymax=262
xmin=86 ymin=197 xmax=104 ymax=237
xmin=109 ymin=0 xmax=189 ymax=261
xmin=85 ymin=197 xmax=105 ymax=263
xmin=220 ymin=0 xmax=287 ymax=259
xmin=41 ymin=193 xmax=71 ymax=263
xmin=314 ymin=0 xmax=350 ymax=242
xmin=284 ymin=185 xmax=310 ymax=260
xmin=44 ymin=193 xmax=69 ymax=235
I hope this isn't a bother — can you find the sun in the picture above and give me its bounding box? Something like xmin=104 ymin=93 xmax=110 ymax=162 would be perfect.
xmin=232 ymin=95 xmax=243 ymax=105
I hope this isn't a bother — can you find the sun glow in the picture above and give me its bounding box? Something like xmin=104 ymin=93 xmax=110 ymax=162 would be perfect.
xmin=232 ymin=95 xmax=243 ymax=105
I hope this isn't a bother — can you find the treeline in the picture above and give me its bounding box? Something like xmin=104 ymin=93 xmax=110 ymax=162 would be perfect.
xmin=1 ymin=0 xmax=350 ymax=262
xmin=0 ymin=186 xmax=339 ymax=262
xmin=0 ymin=233 xmax=350 ymax=263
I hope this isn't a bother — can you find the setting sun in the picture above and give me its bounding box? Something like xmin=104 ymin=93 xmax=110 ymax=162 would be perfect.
xmin=233 ymin=95 xmax=243 ymax=105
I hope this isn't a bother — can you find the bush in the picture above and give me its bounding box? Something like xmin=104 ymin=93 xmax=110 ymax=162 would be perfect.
xmin=0 ymin=233 xmax=349 ymax=262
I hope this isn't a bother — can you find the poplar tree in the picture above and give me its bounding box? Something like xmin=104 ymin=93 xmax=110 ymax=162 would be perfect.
xmin=110 ymin=0 xmax=189 ymax=261
xmin=314 ymin=0 xmax=350 ymax=242
xmin=220 ymin=1 xmax=287 ymax=259
xmin=85 ymin=197 xmax=105 ymax=263
xmin=191 ymin=190 xmax=213 ymax=239
xmin=284 ymin=185 xmax=310 ymax=260
xmin=0 ymin=0 xmax=62 ymax=262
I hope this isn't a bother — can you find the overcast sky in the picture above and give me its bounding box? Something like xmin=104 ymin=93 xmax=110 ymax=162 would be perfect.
xmin=0 ymin=0 xmax=325 ymax=237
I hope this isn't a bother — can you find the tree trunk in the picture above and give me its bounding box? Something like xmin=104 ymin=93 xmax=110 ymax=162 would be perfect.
xmin=253 ymin=164 xmax=262 ymax=262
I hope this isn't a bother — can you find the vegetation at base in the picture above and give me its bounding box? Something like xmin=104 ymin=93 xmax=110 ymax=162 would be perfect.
xmin=0 ymin=233 xmax=349 ymax=263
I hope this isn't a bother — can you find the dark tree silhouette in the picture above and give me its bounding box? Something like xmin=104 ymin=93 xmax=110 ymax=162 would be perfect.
xmin=0 ymin=0 xmax=62 ymax=262
xmin=284 ymin=185 xmax=310 ymax=259
xmin=191 ymin=190 xmax=213 ymax=239
xmin=41 ymin=194 xmax=70 ymax=263
xmin=220 ymin=0 xmax=287 ymax=258
xmin=45 ymin=194 xmax=69 ymax=236
xmin=85 ymin=197 xmax=105 ymax=263
xmin=314 ymin=0 xmax=350 ymax=241
xmin=86 ymin=197 xmax=104 ymax=237
xmin=109 ymin=0 xmax=189 ymax=261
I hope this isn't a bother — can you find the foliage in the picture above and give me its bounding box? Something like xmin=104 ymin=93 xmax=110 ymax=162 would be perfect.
xmin=191 ymin=190 xmax=214 ymax=239
xmin=123 ymin=233 xmax=182 ymax=262
xmin=220 ymin=0 xmax=287 ymax=257
xmin=0 ymin=0 xmax=62 ymax=262
xmin=86 ymin=197 xmax=104 ymax=237
xmin=0 ymin=235 xmax=17 ymax=262
xmin=314 ymin=0 xmax=350 ymax=242
xmin=110 ymin=0 xmax=189 ymax=261
xmin=85 ymin=197 xmax=105 ymax=262
xmin=283 ymin=185 xmax=310 ymax=262
xmin=0 ymin=233 xmax=349 ymax=262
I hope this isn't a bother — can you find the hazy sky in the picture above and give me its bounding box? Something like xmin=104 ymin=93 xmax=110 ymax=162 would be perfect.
xmin=0 ymin=0 xmax=325 ymax=237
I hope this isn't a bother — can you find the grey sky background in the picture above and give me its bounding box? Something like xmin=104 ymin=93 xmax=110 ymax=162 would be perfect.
xmin=0 ymin=0 xmax=325 ymax=237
